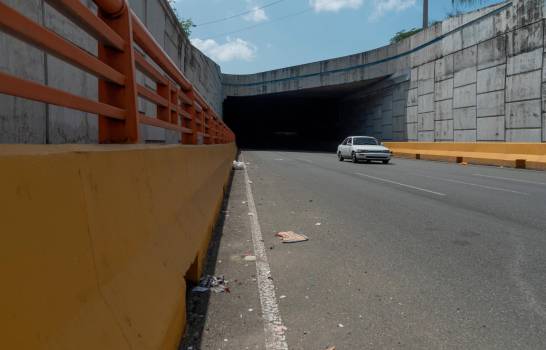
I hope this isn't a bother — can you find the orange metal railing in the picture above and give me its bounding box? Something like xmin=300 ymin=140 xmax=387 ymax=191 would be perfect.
xmin=0 ymin=0 xmax=235 ymax=144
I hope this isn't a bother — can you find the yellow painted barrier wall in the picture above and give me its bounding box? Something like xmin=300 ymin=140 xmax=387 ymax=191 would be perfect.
xmin=0 ymin=143 xmax=236 ymax=350
xmin=384 ymin=142 xmax=546 ymax=169
xmin=384 ymin=142 xmax=546 ymax=155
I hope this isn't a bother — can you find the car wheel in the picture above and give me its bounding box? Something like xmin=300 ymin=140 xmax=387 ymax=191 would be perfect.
xmin=352 ymin=152 xmax=358 ymax=163
xmin=338 ymin=152 xmax=344 ymax=161
xmin=382 ymin=160 xmax=390 ymax=164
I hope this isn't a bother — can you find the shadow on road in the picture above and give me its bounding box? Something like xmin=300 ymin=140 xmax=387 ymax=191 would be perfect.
xmin=178 ymin=170 xmax=235 ymax=350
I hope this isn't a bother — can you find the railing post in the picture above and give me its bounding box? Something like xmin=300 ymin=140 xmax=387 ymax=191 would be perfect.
xmin=170 ymin=86 xmax=182 ymax=143
xmin=202 ymin=108 xmax=208 ymax=144
xmin=157 ymin=81 xmax=170 ymax=123
xmin=170 ymin=86 xmax=178 ymax=124
xmin=97 ymin=0 xmax=140 ymax=143
xmin=187 ymin=91 xmax=198 ymax=144
xmin=210 ymin=118 xmax=216 ymax=144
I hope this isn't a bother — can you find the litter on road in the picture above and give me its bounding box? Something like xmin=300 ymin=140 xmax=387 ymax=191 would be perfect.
xmin=275 ymin=231 xmax=309 ymax=243
xmin=315 ymin=222 xmax=322 ymax=226
xmin=191 ymin=275 xmax=230 ymax=294
xmin=232 ymin=161 xmax=245 ymax=170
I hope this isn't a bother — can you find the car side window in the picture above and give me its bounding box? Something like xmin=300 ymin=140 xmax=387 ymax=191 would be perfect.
xmin=347 ymin=138 xmax=352 ymax=146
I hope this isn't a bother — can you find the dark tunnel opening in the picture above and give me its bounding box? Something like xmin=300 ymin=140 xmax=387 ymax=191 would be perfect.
xmin=224 ymin=95 xmax=343 ymax=152
xmin=224 ymin=80 xmax=383 ymax=152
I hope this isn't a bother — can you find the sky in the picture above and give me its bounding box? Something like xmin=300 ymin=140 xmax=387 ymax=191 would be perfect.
xmin=172 ymin=0 xmax=503 ymax=75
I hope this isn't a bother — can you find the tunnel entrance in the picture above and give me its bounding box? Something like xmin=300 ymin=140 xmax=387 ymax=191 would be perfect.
xmin=224 ymin=79 xmax=383 ymax=151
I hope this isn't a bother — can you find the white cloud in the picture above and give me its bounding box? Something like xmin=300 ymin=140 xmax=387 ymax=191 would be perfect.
xmin=191 ymin=37 xmax=257 ymax=62
xmin=243 ymin=6 xmax=268 ymax=22
xmin=370 ymin=0 xmax=416 ymax=20
xmin=309 ymin=0 xmax=363 ymax=12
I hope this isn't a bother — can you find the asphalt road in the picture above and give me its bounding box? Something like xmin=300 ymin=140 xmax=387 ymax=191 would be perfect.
xmin=184 ymin=151 xmax=546 ymax=350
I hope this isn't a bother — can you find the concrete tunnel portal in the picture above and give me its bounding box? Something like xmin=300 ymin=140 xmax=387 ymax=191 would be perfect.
xmin=224 ymin=79 xmax=384 ymax=151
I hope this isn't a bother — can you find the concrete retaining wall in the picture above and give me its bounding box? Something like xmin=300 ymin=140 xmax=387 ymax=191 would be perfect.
xmin=223 ymin=0 xmax=546 ymax=143
xmin=407 ymin=0 xmax=545 ymax=143
xmin=222 ymin=4 xmax=508 ymax=98
xmin=0 ymin=143 xmax=236 ymax=349
xmin=337 ymin=0 xmax=546 ymax=143
xmin=0 ymin=0 xmax=223 ymax=144
xmin=338 ymin=74 xmax=410 ymax=141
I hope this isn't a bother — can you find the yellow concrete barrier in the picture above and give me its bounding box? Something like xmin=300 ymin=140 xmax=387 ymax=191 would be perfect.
xmin=384 ymin=142 xmax=546 ymax=170
xmin=0 ymin=143 xmax=236 ymax=350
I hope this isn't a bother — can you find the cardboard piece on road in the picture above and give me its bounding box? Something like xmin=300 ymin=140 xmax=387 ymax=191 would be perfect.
xmin=275 ymin=231 xmax=308 ymax=243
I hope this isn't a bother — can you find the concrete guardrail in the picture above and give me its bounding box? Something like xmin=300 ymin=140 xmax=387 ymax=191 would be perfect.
xmin=0 ymin=143 xmax=236 ymax=349
xmin=385 ymin=142 xmax=546 ymax=170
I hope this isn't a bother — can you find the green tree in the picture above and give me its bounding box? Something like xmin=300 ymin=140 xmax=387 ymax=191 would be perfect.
xmin=178 ymin=18 xmax=194 ymax=37
xmin=390 ymin=28 xmax=422 ymax=44
xmin=167 ymin=0 xmax=194 ymax=37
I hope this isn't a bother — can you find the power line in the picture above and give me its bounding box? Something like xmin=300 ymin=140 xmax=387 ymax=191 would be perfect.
xmin=201 ymin=7 xmax=313 ymax=40
xmin=194 ymin=0 xmax=287 ymax=27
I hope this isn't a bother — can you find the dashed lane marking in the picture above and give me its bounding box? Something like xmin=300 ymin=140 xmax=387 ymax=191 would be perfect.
xmin=355 ymin=172 xmax=446 ymax=196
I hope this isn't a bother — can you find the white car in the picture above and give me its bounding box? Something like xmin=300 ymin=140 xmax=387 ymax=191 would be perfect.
xmin=337 ymin=136 xmax=391 ymax=164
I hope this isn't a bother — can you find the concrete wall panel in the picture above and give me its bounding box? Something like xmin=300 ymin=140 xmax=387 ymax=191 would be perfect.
xmin=506 ymin=69 xmax=542 ymax=102
xmin=407 ymin=106 xmax=418 ymax=123
xmin=407 ymin=88 xmax=418 ymax=106
xmin=418 ymin=93 xmax=435 ymax=113
xmin=507 ymin=21 xmax=543 ymax=56
xmin=435 ymin=55 xmax=454 ymax=82
xmin=506 ymin=99 xmax=542 ymax=128
xmin=477 ymin=35 xmax=507 ymax=70
xmin=506 ymin=128 xmax=542 ymax=141
xmin=507 ymin=48 xmax=543 ymax=75
xmin=454 ymin=46 xmax=478 ymax=87
xmin=418 ymin=112 xmax=435 ymax=131
xmin=418 ymin=131 xmax=435 ymax=141
xmin=435 ymin=79 xmax=454 ymax=101
xmin=454 ymin=129 xmax=477 ymax=141
xmin=436 ymin=99 xmax=453 ymax=121
xmin=407 ymin=122 xmax=418 ymax=140
xmin=477 ymin=65 xmax=506 ymax=93
xmin=454 ymin=84 xmax=477 ymax=108
xmin=477 ymin=90 xmax=505 ymax=117
xmin=477 ymin=116 xmax=505 ymax=140
xmin=454 ymin=106 xmax=477 ymax=130
xmin=435 ymin=119 xmax=454 ymax=141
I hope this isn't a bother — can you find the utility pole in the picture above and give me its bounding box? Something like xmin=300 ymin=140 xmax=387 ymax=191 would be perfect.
xmin=423 ymin=0 xmax=429 ymax=28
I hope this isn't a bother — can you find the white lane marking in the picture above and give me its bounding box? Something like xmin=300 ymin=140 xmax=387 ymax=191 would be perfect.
xmin=242 ymin=155 xmax=289 ymax=350
xmin=473 ymin=173 xmax=546 ymax=186
xmin=419 ymin=174 xmax=529 ymax=195
xmin=355 ymin=172 xmax=446 ymax=196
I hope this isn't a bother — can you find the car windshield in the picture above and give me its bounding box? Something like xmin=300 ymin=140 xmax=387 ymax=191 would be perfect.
xmin=353 ymin=137 xmax=378 ymax=145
